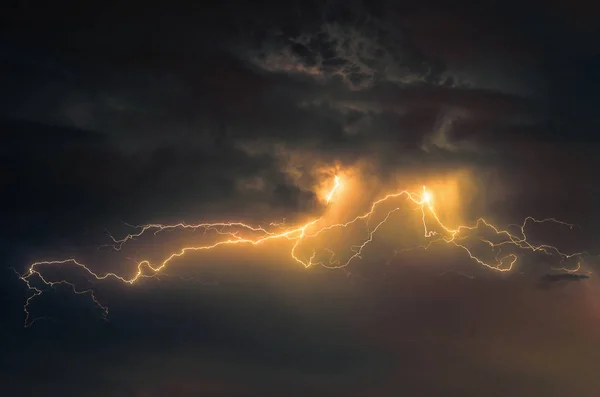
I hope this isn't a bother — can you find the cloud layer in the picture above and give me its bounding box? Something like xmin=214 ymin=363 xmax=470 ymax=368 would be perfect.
xmin=3 ymin=2 xmax=600 ymax=395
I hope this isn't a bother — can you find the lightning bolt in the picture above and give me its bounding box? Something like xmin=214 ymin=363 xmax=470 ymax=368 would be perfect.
xmin=18 ymin=177 xmax=590 ymax=326
xmin=326 ymin=175 xmax=341 ymax=203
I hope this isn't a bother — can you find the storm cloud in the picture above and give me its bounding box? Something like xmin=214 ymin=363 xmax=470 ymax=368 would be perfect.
xmin=3 ymin=1 xmax=600 ymax=396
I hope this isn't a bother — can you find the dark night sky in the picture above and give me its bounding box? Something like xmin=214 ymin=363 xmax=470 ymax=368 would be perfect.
xmin=2 ymin=1 xmax=600 ymax=396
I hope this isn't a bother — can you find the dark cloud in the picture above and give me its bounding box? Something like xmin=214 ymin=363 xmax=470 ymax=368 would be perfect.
xmin=3 ymin=1 xmax=600 ymax=396
xmin=540 ymin=273 xmax=590 ymax=283
xmin=3 ymin=0 xmax=588 ymax=195
xmin=1 ymin=118 xmax=320 ymax=236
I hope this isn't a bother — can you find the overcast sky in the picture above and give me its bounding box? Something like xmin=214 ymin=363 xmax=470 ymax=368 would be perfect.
xmin=2 ymin=1 xmax=600 ymax=396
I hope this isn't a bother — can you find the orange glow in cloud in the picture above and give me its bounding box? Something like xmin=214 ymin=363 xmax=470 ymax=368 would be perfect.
xmin=326 ymin=175 xmax=341 ymax=203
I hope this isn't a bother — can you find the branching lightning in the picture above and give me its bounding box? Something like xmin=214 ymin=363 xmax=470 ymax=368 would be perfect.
xmin=18 ymin=175 xmax=590 ymax=326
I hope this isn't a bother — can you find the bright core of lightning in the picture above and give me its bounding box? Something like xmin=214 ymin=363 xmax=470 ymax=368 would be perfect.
xmin=422 ymin=190 xmax=432 ymax=205
xmin=326 ymin=175 xmax=341 ymax=203
xmin=18 ymin=174 xmax=589 ymax=326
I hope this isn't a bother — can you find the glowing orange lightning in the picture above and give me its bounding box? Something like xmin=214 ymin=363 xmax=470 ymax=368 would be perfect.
xmin=326 ymin=175 xmax=341 ymax=203
xmin=18 ymin=176 xmax=589 ymax=326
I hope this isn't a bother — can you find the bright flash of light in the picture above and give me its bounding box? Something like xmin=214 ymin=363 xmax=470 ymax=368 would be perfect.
xmin=421 ymin=188 xmax=432 ymax=205
xmin=18 ymin=173 xmax=590 ymax=326
xmin=326 ymin=175 xmax=341 ymax=203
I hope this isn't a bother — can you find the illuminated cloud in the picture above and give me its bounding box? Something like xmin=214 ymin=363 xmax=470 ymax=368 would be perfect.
xmin=4 ymin=1 xmax=600 ymax=396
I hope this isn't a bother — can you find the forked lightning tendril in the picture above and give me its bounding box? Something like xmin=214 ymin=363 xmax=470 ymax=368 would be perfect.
xmin=18 ymin=178 xmax=587 ymax=326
